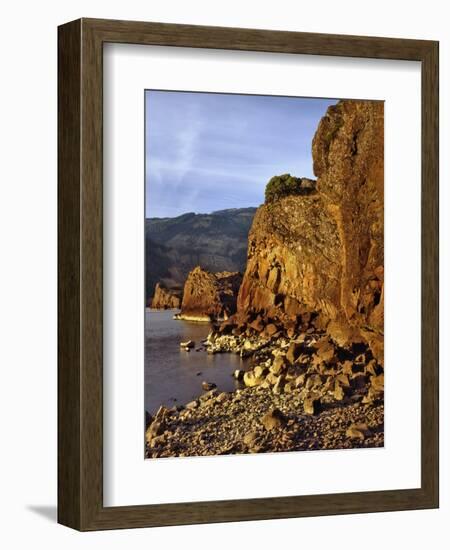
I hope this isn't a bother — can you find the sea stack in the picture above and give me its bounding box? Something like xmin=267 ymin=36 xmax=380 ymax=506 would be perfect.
xmin=150 ymin=283 xmax=182 ymax=309
xmin=177 ymin=266 xmax=242 ymax=322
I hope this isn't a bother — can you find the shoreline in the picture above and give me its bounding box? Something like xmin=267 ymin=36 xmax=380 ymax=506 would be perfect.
xmin=145 ymin=320 xmax=384 ymax=458
xmin=173 ymin=312 xmax=212 ymax=322
xmin=147 ymin=307 xmax=181 ymax=312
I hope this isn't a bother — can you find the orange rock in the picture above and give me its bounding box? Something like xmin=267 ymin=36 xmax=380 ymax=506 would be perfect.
xmin=235 ymin=100 xmax=384 ymax=362
xmin=180 ymin=267 xmax=241 ymax=321
xmin=151 ymin=283 xmax=182 ymax=309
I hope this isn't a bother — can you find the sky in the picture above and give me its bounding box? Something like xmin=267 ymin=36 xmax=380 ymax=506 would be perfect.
xmin=145 ymin=91 xmax=337 ymax=218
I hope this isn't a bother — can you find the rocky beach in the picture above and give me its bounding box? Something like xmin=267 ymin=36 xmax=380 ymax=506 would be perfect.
xmin=145 ymin=99 xmax=384 ymax=459
xmin=146 ymin=390 xmax=383 ymax=458
xmin=146 ymin=315 xmax=384 ymax=458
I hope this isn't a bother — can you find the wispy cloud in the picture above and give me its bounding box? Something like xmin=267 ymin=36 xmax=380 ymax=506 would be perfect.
xmin=172 ymin=107 xmax=203 ymax=182
xmin=145 ymin=91 xmax=337 ymax=218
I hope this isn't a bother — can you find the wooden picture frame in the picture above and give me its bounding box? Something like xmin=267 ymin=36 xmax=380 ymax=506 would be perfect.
xmin=58 ymin=18 xmax=439 ymax=531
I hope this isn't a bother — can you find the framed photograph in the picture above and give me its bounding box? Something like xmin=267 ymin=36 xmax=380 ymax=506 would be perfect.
xmin=58 ymin=18 xmax=439 ymax=530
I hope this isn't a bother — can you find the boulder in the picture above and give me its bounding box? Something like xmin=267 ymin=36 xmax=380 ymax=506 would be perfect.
xmin=249 ymin=316 xmax=265 ymax=332
xmin=148 ymin=433 xmax=166 ymax=448
xmin=261 ymin=409 xmax=286 ymax=431
xmin=254 ymin=365 xmax=268 ymax=379
xmin=284 ymin=381 xmax=295 ymax=394
xmin=336 ymin=373 xmax=350 ymax=387
xmin=313 ymin=339 xmax=336 ymax=363
xmin=303 ymin=396 xmax=320 ymax=415
xmin=333 ymin=380 xmax=345 ymax=401
xmin=265 ymin=372 xmax=280 ymax=386
xmin=180 ymin=340 xmax=195 ymax=348
xmin=215 ymin=392 xmax=230 ymax=403
xmin=243 ymin=431 xmax=260 ymax=448
xmin=202 ymin=381 xmax=217 ymax=391
xmin=243 ymin=371 xmax=264 ymax=388
xmin=264 ymin=323 xmax=279 ymax=337
xmin=146 ymin=419 xmax=165 ymax=444
xmin=365 ymin=359 xmax=379 ymax=376
xmin=272 ymin=376 xmax=286 ymax=395
xmin=370 ymin=373 xmax=384 ymax=392
xmin=342 ymin=361 xmax=353 ymax=375
xmin=346 ymin=423 xmax=370 ymax=440
xmin=270 ymin=355 xmax=287 ymax=375
xmin=286 ymin=341 xmax=302 ymax=364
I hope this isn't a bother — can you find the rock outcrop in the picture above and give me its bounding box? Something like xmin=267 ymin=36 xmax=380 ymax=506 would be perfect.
xmin=150 ymin=283 xmax=182 ymax=309
xmin=145 ymin=208 xmax=255 ymax=301
xmin=236 ymin=100 xmax=384 ymax=361
xmin=177 ymin=267 xmax=242 ymax=321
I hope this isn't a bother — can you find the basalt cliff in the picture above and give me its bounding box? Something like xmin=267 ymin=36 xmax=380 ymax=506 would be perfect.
xmin=176 ymin=267 xmax=242 ymax=322
xmin=236 ymin=100 xmax=384 ymax=361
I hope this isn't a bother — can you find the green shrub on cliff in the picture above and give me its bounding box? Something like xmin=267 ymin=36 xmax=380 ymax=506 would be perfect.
xmin=265 ymin=174 xmax=304 ymax=203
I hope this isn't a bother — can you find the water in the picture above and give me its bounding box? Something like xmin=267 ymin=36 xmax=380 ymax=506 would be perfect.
xmin=145 ymin=309 xmax=249 ymax=414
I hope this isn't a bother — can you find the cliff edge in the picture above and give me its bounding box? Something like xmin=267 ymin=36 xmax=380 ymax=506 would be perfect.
xmin=236 ymin=100 xmax=384 ymax=361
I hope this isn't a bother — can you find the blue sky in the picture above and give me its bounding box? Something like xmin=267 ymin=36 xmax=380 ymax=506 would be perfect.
xmin=145 ymin=91 xmax=337 ymax=218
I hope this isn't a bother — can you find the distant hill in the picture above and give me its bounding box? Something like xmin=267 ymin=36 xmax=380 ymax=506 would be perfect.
xmin=145 ymin=207 xmax=256 ymax=300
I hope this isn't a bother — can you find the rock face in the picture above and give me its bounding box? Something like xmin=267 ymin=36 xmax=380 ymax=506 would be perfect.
xmin=178 ymin=267 xmax=242 ymax=321
xmin=236 ymin=100 xmax=384 ymax=361
xmin=150 ymin=283 xmax=182 ymax=309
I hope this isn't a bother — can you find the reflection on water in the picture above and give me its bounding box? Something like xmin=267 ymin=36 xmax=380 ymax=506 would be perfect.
xmin=145 ymin=309 xmax=248 ymax=414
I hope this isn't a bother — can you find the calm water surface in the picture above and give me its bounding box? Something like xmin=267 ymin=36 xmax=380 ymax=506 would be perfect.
xmin=145 ymin=309 xmax=249 ymax=414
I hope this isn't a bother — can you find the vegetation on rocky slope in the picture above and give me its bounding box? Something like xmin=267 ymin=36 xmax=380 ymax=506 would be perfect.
xmin=264 ymin=173 xmax=316 ymax=203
